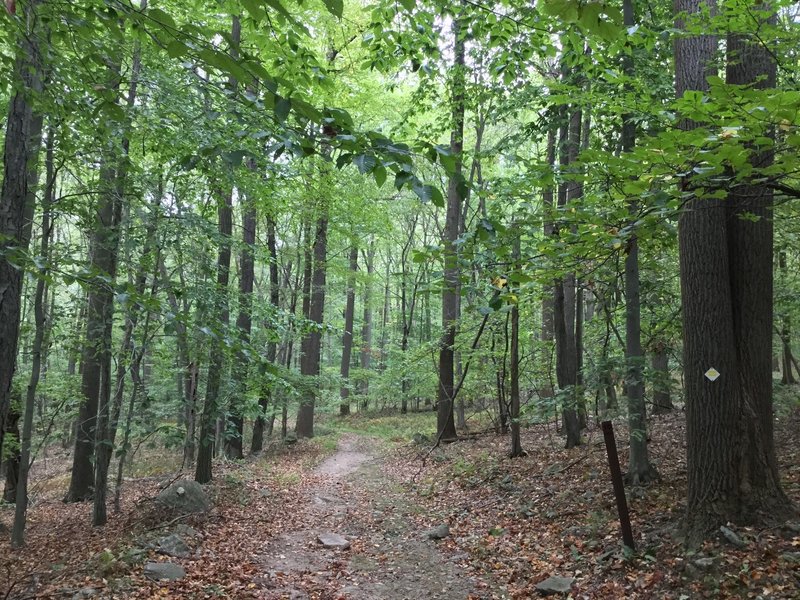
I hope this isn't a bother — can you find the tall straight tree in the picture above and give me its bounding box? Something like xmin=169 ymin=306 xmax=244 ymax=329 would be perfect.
xmin=359 ymin=241 xmax=375 ymax=396
xmin=227 ymin=168 xmax=257 ymax=459
xmin=436 ymin=11 xmax=464 ymax=443
xmin=11 ymin=123 xmax=55 ymax=547
xmin=91 ymin=3 xmax=148 ymax=522
xmin=0 ymin=0 xmax=46 ymax=465
xmin=66 ymin=14 xmax=143 ymax=503
xmin=251 ymin=214 xmax=279 ymax=453
xmin=339 ymin=244 xmax=358 ymax=416
xmin=621 ymin=0 xmax=658 ymax=484
xmin=553 ymin=95 xmax=582 ymax=449
xmin=676 ymin=0 xmax=793 ymax=539
xmin=296 ymin=207 xmax=328 ymax=438
xmin=196 ymin=15 xmax=240 ymax=483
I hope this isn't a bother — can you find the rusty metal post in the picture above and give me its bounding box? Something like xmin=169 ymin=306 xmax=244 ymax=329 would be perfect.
xmin=601 ymin=420 xmax=635 ymax=550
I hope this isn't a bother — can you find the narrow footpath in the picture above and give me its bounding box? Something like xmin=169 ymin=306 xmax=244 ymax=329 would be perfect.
xmin=256 ymin=434 xmax=479 ymax=599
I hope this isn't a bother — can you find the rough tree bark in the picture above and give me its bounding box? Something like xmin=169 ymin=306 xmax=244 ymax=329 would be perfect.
xmin=677 ymin=0 xmax=793 ymax=539
xmin=0 ymin=0 xmax=46 ymax=468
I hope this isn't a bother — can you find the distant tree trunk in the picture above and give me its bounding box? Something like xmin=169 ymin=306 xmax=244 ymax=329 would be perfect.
xmin=377 ymin=255 xmax=391 ymax=383
xmin=678 ymin=0 xmax=792 ymax=539
xmin=227 ymin=176 xmax=256 ymax=459
xmin=553 ymin=100 xmax=581 ymax=449
xmin=436 ymin=14 xmax=464 ymax=443
xmin=296 ymin=214 xmax=328 ymax=438
xmin=195 ymin=16 xmax=239 ymax=483
xmin=651 ymin=342 xmax=672 ymax=413
xmin=509 ymin=230 xmax=525 ymax=458
xmin=359 ymin=242 xmax=375 ymax=396
xmin=622 ymin=0 xmax=657 ymax=485
xmin=540 ymin=128 xmax=556 ymax=400
xmin=252 ymin=215 xmax=279 ymax=453
xmin=160 ymin=258 xmax=196 ymax=466
xmin=0 ymin=0 xmax=46 ymax=469
xmin=339 ymin=245 xmax=358 ymax=416
xmin=778 ymin=251 xmax=797 ymax=384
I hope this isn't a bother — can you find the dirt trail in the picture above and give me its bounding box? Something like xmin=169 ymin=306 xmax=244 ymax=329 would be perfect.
xmin=257 ymin=434 xmax=477 ymax=599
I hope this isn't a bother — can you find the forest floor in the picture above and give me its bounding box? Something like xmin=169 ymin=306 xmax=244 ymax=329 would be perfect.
xmin=1 ymin=405 xmax=799 ymax=599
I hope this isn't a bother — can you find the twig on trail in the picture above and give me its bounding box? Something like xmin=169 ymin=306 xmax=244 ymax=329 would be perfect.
xmin=529 ymin=453 xmax=590 ymax=478
xmin=145 ymin=513 xmax=190 ymax=532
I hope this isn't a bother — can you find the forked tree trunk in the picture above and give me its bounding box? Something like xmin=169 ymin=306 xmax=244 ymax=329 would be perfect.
xmin=296 ymin=214 xmax=328 ymax=438
xmin=677 ymin=0 xmax=792 ymax=540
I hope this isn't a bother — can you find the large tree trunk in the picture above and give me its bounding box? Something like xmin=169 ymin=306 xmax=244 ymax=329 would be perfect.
xmin=677 ymin=0 xmax=792 ymax=540
xmin=553 ymin=100 xmax=581 ymax=449
xmin=0 ymin=0 xmax=46 ymax=468
xmin=296 ymin=214 xmax=328 ymax=438
xmin=436 ymin=14 xmax=464 ymax=443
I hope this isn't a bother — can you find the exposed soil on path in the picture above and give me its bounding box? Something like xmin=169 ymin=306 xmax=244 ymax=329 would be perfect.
xmin=257 ymin=434 xmax=480 ymax=600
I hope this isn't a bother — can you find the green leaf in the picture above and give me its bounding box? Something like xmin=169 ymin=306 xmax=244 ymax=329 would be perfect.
xmin=322 ymin=0 xmax=344 ymax=18
xmin=374 ymin=165 xmax=387 ymax=187
xmin=412 ymin=179 xmax=443 ymax=207
xmin=274 ymin=96 xmax=291 ymax=123
xmin=399 ymin=0 xmax=415 ymax=10
xmin=148 ymin=7 xmax=177 ymax=31
xmin=242 ymin=0 xmax=267 ymax=20
xmin=395 ymin=171 xmax=414 ymax=190
xmin=354 ymin=154 xmax=377 ymax=174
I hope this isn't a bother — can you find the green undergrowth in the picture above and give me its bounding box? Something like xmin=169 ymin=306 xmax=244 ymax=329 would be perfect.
xmin=323 ymin=409 xmax=438 ymax=442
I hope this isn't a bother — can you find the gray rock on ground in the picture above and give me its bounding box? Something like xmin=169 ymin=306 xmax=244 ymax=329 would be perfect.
xmin=318 ymin=532 xmax=351 ymax=550
xmin=157 ymin=533 xmax=191 ymax=558
xmin=156 ymin=479 xmax=210 ymax=514
xmin=535 ymin=576 xmax=575 ymax=595
xmin=72 ymin=588 xmax=97 ymax=599
xmin=144 ymin=561 xmax=186 ymax=581
xmin=425 ymin=524 xmax=450 ymax=540
xmin=719 ymin=525 xmax=746 ymax=548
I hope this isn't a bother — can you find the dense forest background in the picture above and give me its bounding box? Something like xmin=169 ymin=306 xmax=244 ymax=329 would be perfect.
xmin=1 ymin=0 xmax=799 ymax=597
